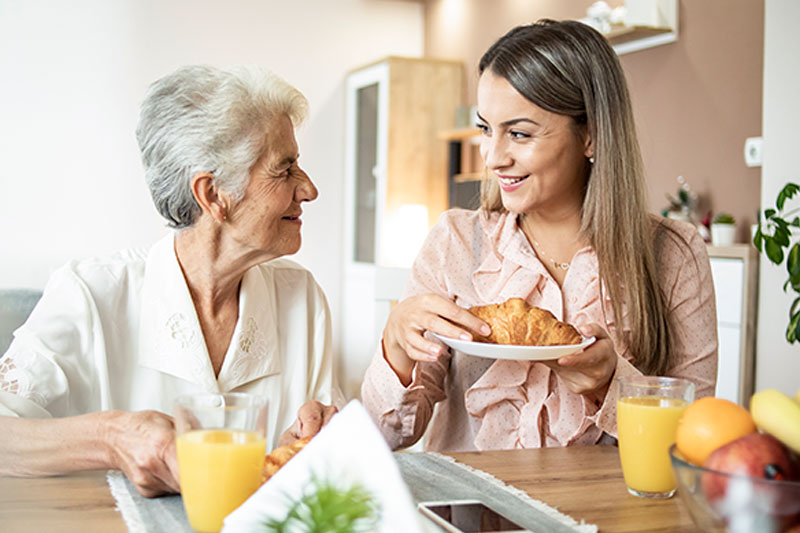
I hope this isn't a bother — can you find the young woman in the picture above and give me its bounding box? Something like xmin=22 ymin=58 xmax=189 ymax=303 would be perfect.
xmin=362 ymin=20 xmax=717 ymax=452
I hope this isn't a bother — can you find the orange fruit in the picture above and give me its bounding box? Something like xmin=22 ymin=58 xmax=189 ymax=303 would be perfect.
xmin=675 ymin=397 xmax=757 ymax=466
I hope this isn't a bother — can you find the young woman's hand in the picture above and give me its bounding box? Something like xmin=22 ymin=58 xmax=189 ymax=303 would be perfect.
xmin=382 ymin=294 xmax=489 ymax=385
xmin=542 ymin=323 xmax=617 ymax=403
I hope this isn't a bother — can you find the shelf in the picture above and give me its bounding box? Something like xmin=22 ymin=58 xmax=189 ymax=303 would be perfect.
xmin=608 ymin=26 xmax=677 ymax=55
xmin=444 ymin=131 xmax=484 ymax=182
xmin=603 ymin=0 xmax=679 ymax=55
xmin=453 ymin=171 xmax=484 ymax=183
xmin=438 ymin=127 xmax=481 ymax=141
xmin=707 ymin=244 xmax=758 ymax=260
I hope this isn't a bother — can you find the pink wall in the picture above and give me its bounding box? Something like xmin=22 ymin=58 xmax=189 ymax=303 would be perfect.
xmin=424 ymin=0 xmax=764 ymax=240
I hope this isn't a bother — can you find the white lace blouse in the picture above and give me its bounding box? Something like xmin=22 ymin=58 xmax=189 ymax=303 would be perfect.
xmin=0 ymin=234 xmax=340 ymax=449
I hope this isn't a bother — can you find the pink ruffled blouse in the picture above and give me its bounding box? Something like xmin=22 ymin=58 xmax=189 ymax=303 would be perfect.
xmin=361 ymin=209 xmax=717 ymax=452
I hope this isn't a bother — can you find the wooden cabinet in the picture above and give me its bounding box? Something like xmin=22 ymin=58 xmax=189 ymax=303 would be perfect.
xmin=344 ymin=57 xmax=464 ymax=268
xmin=708 ymin=245 xmax=758 ymax=406
xmin=341 ymin=57 xmax=463 ymax=397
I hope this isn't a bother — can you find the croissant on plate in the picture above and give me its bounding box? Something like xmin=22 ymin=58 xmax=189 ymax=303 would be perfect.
xmin=468 ymin=298 xmax=581 ymax=346
xmin=261 ymin=436 xmax=311 ymax=484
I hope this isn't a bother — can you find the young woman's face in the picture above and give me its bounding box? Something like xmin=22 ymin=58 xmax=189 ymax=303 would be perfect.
xmin=227 ymin=113 xmax=318 ymax=260
xmin=477 ymin=70 xmax=592 ymax=216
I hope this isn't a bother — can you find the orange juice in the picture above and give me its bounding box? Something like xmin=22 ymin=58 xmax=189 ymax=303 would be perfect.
xmin=617 ymin=396 xmax=688 ymax=494
xmin=177 ymin=429 xmax=267 ymax=533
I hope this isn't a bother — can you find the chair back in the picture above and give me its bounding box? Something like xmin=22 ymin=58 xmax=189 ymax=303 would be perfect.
xmin=0 ymin=289 xmax=42 ymax=355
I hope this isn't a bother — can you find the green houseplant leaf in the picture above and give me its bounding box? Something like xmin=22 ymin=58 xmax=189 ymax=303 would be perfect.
xmin=788 ymin=242 xmax=800 ymax=292
xmin=713 ymin=213 xmax=736 ymax=224
xmin=765 ymin=237 xmax=785 ymax=264
xmin=755 ymin=182 xmax=800 ymax=344
xmin=787 ymin=297 xmax=800 ymax=343
xmin=264 ymin=475 xmax=380 ymax=533
xmin=777 ymin=183 xmax=799 ymax=211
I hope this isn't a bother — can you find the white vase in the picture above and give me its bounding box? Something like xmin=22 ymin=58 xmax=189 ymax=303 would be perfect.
xmin=711 ymin=223 xmax=736 ymax=246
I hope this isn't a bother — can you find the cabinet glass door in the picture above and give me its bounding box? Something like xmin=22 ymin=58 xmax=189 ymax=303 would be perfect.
xmin=354 ymin=83 xmax=378 ymax=263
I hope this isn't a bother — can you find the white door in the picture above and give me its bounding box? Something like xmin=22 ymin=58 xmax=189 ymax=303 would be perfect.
xmin=341 ymin=63 xmax=389 ymax=397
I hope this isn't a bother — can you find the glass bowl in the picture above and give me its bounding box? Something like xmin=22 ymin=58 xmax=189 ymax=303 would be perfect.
xmin=669 ymin=444 xmax=800 ymax=532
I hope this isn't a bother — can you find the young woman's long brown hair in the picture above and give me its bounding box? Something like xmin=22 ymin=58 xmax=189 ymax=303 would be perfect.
xmin=479 ymin=20 xmax=671 ymax=375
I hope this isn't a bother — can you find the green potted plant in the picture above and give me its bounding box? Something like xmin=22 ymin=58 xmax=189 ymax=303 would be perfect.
xmin=753 ymin=182 xmax=800 ymax=343
xmin=711 ymin=213 xmax=736 ymax=246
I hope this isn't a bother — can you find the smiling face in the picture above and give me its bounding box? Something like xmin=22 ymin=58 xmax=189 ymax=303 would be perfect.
xmin=226 ymin=113 xmax=318 ymax=260
xmin=477 ymin=70 xmax=592 ymax=217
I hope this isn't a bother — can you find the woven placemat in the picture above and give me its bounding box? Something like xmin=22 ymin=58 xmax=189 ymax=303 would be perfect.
xmin=108 ymin=452 xmax=597 ymax=532
xmin=395 ymin=452 xmax=597 ymax=533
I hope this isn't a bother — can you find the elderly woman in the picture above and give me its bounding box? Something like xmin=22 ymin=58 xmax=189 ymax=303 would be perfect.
xmin=0 ymin=65 xmax=339 ymax=496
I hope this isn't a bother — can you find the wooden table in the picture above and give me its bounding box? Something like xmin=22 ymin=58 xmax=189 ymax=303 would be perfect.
xmin=0 ymin=447 xmax=700 ymax=532
xmin=450 ymin=447 xmax=700 ymax=533
xmin=0 ymin=470 xmax=126 ymax=533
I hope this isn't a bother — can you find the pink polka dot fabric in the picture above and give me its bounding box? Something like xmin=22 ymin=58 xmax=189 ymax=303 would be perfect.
xmin=361 ymin=209 xmax=718 ymax=452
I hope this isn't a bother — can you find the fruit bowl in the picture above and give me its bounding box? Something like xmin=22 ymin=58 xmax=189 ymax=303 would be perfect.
xmin=669 ymin=444 xmax=800 ymax=532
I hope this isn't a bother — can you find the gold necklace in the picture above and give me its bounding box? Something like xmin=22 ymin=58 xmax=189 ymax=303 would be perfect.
xmin=520 ymin=214 xmax=571 ymax=271
xmin=531 ymin=237 xmax=571 ymax=271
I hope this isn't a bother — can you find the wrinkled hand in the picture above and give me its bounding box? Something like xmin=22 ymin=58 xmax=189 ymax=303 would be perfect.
xmin=104 ymin=410 xmax=180 ymax=498
xmin=382 ymin=294 xmax=490 ymax=384
xmin=542 ymin=323 xmax=617 ymax=402
xmin=278 ymin=401 xmax=337 ymax=447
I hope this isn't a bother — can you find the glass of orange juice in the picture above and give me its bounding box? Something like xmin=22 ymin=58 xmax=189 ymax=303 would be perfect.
xmin=175 ymin=392 xmax=268 ymax=533
xmin=616 ymin=376 xmax=695 ymax=499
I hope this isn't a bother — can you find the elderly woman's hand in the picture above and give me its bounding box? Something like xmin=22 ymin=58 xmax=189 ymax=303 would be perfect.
xmin=104 ymin=410 xmax=180 ymax=498
xmin=542 ymin=323 xmax=617 ymax=403
xmin=382 ymin=294 xmax=490 ymax=386
xmin=278 ymin=401 xmax=337 ymax=447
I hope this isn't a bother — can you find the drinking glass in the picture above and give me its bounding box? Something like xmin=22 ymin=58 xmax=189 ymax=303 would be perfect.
xmin=175 ymin=392 xmax=268 ymax=533
xmin=617 ymin=376 xmax=695 ymax=499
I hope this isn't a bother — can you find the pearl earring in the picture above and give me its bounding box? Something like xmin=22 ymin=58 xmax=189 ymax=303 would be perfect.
xmin=589 ymin=156 xmax=595 ymax=164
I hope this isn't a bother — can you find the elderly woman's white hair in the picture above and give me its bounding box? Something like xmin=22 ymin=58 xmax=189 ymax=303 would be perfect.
xmin=136 ymin=65 xmax=308 ymax=228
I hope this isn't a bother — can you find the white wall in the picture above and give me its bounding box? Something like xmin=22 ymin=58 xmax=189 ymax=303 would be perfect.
xmin=0 ymin=0 xmax=424 ymax=394
xmin=756 ymin=0 xmax=800 ymax=395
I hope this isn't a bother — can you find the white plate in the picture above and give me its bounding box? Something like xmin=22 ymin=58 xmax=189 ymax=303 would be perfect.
xmin=432 ymin=333 xmax=596 ymax=361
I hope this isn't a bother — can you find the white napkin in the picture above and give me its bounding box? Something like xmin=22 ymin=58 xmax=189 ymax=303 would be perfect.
xmin=222 ymin=400 xmax=425 ymax=533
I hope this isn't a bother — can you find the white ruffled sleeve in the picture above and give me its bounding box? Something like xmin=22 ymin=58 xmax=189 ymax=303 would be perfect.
xmin=0 ymin=264 xmax=104 ymax=418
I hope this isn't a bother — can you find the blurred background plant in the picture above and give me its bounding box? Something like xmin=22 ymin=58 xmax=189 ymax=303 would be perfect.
xmin=663 ymin=175 xmax=699 ymax=223
xmin=753 ymin=182 xmax=800 ymax=343
xmin=264 ymin=476 xmax=380 ymax=533
xmin=713 ymin=213 xmax=735 ymax=225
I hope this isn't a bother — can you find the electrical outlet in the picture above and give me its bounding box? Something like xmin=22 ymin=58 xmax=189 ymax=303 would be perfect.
xmin=744 ymin=137 xmax=763 ymax=167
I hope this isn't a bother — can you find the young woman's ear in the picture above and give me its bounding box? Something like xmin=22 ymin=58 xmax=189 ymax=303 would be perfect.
xmin=583 ymin=130 xmax=594 ymax=161
xmin=190 ymin=172 xmax=228 ymax=223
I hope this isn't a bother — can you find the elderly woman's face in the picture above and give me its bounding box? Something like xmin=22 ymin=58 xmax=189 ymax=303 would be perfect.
xmin=226 ymin=113 xmax=317 ymax=259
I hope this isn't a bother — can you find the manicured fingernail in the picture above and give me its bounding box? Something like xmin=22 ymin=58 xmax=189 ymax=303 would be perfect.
xmin=460 ymin=333 xmax=471 ymax=341
xmin=429 ymin=345 xmax=441 ymax=356
xmin=481 ymin=325 xmax=491 ymax=335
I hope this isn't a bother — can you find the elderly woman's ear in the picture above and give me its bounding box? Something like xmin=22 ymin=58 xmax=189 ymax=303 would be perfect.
xmin=190 ymin=172 xmax=229 ymax=223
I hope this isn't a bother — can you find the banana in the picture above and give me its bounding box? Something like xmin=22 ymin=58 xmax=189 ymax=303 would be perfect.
xmin=750 ymin=389 xmax=800 ymax=454
xmin=795 ymin=389 xmax=800 ymax=404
